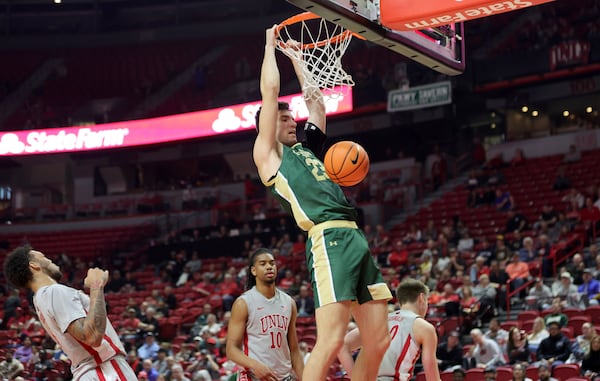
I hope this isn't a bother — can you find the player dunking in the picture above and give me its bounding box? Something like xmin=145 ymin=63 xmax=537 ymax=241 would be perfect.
xmin=253 ymin=25 xmax=392 ymax=381
xmin=3 ymin=244 xmax=137 ymax=381
xmin=338 ymin=279 xmax=442 ymax=381
xmin=226 ymin=248 xmax=304 ymax=381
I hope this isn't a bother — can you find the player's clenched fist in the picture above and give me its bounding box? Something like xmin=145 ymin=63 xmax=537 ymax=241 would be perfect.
xmin=84 ymin=268 xmax=109 ymax=289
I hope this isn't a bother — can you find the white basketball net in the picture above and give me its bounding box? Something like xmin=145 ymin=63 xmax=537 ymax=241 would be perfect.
xmin=276 ymin=14 xmax=356 ymax=100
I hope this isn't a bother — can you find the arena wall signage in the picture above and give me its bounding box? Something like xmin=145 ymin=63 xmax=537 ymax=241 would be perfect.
xmin=0 ymin=87 xmax=352 ymax=156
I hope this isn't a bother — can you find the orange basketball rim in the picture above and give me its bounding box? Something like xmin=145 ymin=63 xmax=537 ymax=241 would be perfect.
xmin=380 ymin=0 xmax=555 ymax=31
xmin=276 ymin=11 xmax=366 ymax=50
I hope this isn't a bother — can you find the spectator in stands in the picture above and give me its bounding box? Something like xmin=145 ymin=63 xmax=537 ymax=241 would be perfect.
xmin=437 ymin=330 xmax=463 ymax=371
xmin=493 ymin=236 xmax=510 ymax=262
xmin=292 ymin=233 xmax=307 ymax=257
xmin=471 ymin=274 xmax=497 ymax=322
xmin=511 ymin=363 xmax=531 ymax=381
xmin=420 ymin=252 xmax=434 ymax=276
xmin=423 ymin=220 xmax=438 ymax=242
xmin=295 ymin=284 xmax=315 ymax=318
xmin=185 ymin=251 xmax=202 ymax=273
xmin=170 ymin=363 xmax=190 ymax=381
xmin=505 ymin=210 xmax=529 ymax=233
xmin=460 ymin=286 xmax=481 ymax=332
xmin=470 ymin=256 xmax=490 ymax=284
xmin=447 ymin=248 xmax=466 ymax=276
xmin=388 ymin=240 xmax=410 ymax=269
xmin=585 ymin=243 xmax=599 ymax=269
xmin=192 ymin=273 xmax=215 ymax=298
xmin=527 ymin=278 xmax=552 ymax=311
xmin=485 ymin=319 xmax=509 ymax=352
xmin=527 ymin=317 xmax=549 ymax=353
xmin=477 ymin=237 xmax=494 ymax=265
xmin=216 ymin=273 xmax=241 ymax=312
xmin=537 ymin=204 xmax=559 ymax=229
xmin=582 ymin=335 xmax=600 ymax=380
xmin=553 ymin=165 xmax=572 ymax=191
xmin=152 ymin=348 xmax=169 ymax=376
xmin=190 ymin=303 xmax=213 ymax=337
xmin=277 ymin=233 xmax=294 ymax=257
xmin=105 ymin=270 xmax=126 ymax=292
xmin=519 ymin=237 xmax=537 ymax=263
xmin=472 ymin=137 xmax=486 ymax=167
xmin=138 ymin=333 xmax=160 ymax=361
xmin=187 ymin=349 xmax=221 ymax=381
xmin=139 ymin=358 xmax=160 ymax=381
xmin=566 ymin=253 xmax=586 ymax=285
xmin=426 ymin=144 xmax=447 ymax=190
xmin=562 ymin=144 xmax=581 ymax=163
xmin=0 ymin=348 xmax=24 ymax=380
xmin=536 ymin=362 xmax=557 ymax=381
xmin=536 ymin=321 xmax=572 ymax=368
xmin=483 ymin=366 xmax=497 ymax=381
xmin=2 ymin=288 xmax=22 ymax=330
xmin=511 ymin=148 xmax=526 ymax=167
xmin=535 ymin=235 xmax=554 ymax=278
xmin=562 ymin=188 xmax=585 ymax=210
xmin=568 ymin=322 xmax=595 ymax=365
xmin=118 ymin=307 xmax=142 ymax=346
xmin=162 ymin=285 xmax=177 ymax=312
xmin=580 ymin=197 xmax=600 ymax=234
xmin=458 ymin=230 xmax=475 ymax=254
xmin=505 ymin=252 xmax=531 ymax=300
xmin=579 ymin=269 xmax=600 ymax=305
xmin=543 ymin=297 xmax=568 ymax=327
xmin=468 ymin=328 xmax=505 ymax=369
xmin=139 ymin=307 xmax=160 ymax=337
xmin=553 ymin=272 xmax=583 ymax=308
xmin=507 ymin=327 xmax=530 ymax=365
xmin=278 ymin=269 xmax=295 ymax=293
xmin=495 ymin=189 xmax=514 ymax=212
xmin=13 ymin=335 xmax=34 ymax=364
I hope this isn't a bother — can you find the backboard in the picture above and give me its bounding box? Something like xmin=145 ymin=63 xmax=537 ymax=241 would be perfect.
xmin=285 ymin=0 xmax=466 ymax=75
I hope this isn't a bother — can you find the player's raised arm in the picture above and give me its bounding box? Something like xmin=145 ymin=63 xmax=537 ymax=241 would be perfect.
xmin=67 ymin=268 xmax=109 ymax=347
xmin=253 ymin=25 xmax=283 ymax=183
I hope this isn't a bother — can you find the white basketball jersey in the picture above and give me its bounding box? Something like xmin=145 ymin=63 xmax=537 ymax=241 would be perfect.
xmin=33 ymin=284 xmax=128 ymax=380
xmin=378 ymin=309 xmax=421 ymax=381
xmin=239 ymin=287 xmax=294 ymax=381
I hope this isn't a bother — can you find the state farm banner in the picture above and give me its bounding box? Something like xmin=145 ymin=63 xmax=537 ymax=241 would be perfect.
xmin=549 ymin=40 xmax=591 ymax=71
xmin=0 ymin=88 xmax=352 ymax=156
xmin=381 ymin=0 xmax=555 ymax=31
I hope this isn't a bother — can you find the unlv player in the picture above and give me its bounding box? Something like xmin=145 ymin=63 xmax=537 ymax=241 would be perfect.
xmin=226 ymin=248 xmax=304 ymax=381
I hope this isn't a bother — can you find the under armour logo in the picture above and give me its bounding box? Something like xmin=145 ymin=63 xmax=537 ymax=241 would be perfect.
xmin=329 ymin=241 xmax=338 ymax=247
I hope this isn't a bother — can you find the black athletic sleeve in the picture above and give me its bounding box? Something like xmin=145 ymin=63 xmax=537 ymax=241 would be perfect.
xmin=303 ymin=122 xmax=327 ymax=159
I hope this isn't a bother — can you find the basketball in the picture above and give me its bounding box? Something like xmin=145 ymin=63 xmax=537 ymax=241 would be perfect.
xmin=324 ymin=141 xmax=370 ymax=187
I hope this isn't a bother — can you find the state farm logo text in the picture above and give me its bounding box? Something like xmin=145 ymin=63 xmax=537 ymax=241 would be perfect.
xmin=402 ymin=1 xmax=541 ymax=29
xmin=0 ymin=127 xmax=129 ymax=155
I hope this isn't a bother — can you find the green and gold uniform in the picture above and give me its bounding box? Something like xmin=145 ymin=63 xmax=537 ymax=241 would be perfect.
xmin=264 ymin=143 xmax=392 ymax=307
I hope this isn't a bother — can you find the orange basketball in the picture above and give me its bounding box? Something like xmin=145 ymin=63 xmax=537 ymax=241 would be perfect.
xmin=324 ymin=141 xmax=370 ymax=187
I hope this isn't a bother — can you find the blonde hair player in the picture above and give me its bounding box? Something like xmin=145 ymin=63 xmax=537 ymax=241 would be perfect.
xmin=338 ymin=279 xmax=442 ymax=381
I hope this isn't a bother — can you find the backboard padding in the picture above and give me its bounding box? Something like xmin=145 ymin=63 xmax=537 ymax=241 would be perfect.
xmin=286 ymin=0 xmax=465 ymax=75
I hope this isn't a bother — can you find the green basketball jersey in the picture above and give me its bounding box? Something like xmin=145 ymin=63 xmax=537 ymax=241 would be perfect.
xmin=264 ymin=143 xmax=357 ymax=231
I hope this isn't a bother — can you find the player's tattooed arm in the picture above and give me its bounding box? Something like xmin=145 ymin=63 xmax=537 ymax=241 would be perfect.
xmin=67 ymin=268 xmax=109 ymax=347
xmin=67 ymin=288 xmax=108 ymax=347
